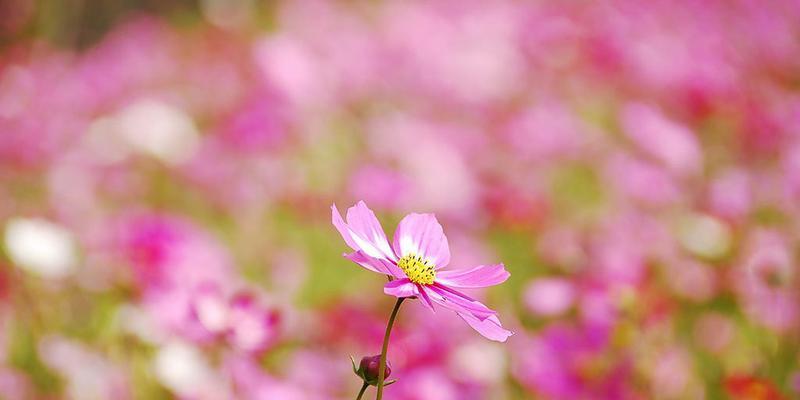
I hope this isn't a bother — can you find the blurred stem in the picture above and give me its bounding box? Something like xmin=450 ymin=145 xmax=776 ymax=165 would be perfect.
xmin=355 ymin=382 xmax=368 ymax=400
xmin=376 ymin=297 xmax=404 ymax=400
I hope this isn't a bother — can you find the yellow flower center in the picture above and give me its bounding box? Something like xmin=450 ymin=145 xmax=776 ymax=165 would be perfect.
xmin=397 ymin=253 xmax=436 ymax=285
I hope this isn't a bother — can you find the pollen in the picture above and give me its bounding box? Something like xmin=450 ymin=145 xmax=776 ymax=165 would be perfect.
xmin=397 ymin=253 xmax=436 ymax=285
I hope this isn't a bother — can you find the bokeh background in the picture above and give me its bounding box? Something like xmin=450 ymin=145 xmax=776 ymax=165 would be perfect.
xmin=1 ymin=0 xmax=800 ymax=399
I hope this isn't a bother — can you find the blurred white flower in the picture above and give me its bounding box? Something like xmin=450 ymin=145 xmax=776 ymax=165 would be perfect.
xmin=4 ymin=217 xmax=77 ymax=278
xmin=116 ymin=304 xmax=165 ymax=345
xmin=678 ymin=213 xmax=731 ymax=259
xmin=153 ymin=341 xmax=217 ymax=396
xmin=116 ymin=99 xmax=199 ymax=165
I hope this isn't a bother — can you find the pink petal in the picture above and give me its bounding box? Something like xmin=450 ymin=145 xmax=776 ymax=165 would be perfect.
xmin=332 ymin=202 xmax=396 ymax=262
xmin=457 ymin=312 xmax=513 ymax=342
xmin=392 ymin=213 xmax=450 ymax=268
xmin=436 ymin=263 xmax=510 ymax=289
xmin=426 ymin=284 xmax=495 ymax=320
xmin=384 ymin=278 xmax=418 ymax=298
xmin=344 ymin=251 xmax=404 ymax=278
xmin=416 ymin=286 xmax=436 ymax=312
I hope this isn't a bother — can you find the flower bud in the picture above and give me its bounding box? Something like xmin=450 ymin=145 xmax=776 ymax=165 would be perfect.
xmin=351 ymin=355 xmax=395 ymax=386
xmin=361 ymin=355 xmax=390 ymax=381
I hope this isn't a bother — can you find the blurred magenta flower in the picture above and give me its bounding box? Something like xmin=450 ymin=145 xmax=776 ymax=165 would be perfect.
xmin=332 ymin=201 xmax=512 ymax=342
xmin=512 ymin=324 xmax=636 ymax=400
xmin=116 ymin=213 xmax=234 ymax=291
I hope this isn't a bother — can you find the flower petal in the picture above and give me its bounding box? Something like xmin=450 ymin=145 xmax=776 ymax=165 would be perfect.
xmin=344 ymin=251 xmax=404 ymax=278
xmin=426 ymin=283 xmax=496 ymax=320
xmin=457 ymin=312 xmax=513 ymax=342
xmin=392 ymin=213 xmax=450 ymax=267
xmin=416 ymin=285 xmax=436 ymax=312
xmin=384 ymin=278 xmax=417 ymax=298
xmin=332 ymin=202 xmax=396 ymax=262
xmin=436 ymin=264 xmax=510 ymax=289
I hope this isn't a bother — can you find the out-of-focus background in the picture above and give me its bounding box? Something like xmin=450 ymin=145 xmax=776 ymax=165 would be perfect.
xmin=1 ymin=0 xmax=799 ymax=399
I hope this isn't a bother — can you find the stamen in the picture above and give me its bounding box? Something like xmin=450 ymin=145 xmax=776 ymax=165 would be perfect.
xmin=397 ymin=253 xmax=436 ymax=285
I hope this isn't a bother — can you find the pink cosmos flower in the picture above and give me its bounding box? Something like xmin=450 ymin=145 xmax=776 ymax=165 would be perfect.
xmin=188 ymin=284 xmax=281 ymax=353
xmin=332 ymin=201 xmax=512 ymax=342
xmin=225 ymin=293 xmax=282 ymax=354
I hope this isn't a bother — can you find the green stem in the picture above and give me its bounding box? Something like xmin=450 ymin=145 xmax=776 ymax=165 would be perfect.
xmin=376 ymin=297 xmax=404 ymax=400
xmin=356 ymin=382 xmax=369 ymax=400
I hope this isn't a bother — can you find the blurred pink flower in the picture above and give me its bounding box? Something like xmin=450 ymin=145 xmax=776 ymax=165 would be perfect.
xmin=524 ymin=278 xmax=575 ymax=317
xmin=226 ymin=293 xmax=281 ymax=354
xmin=512 ymin=325 xmax=636 ymax=400
xmin=621 ymin=103 xmax=702 ymax=177
xmin=225 ymin=355 xmax=332 ymax=400
xmin=366 ymin=115 xmax=480 ymax=214
xmin=708 ymin=169 xmax=752 ymax=222
xmin=605 ymin=153 xmax=682 ymax=206
xmin=0 ymin=52 xmax=88 ymax=169
xmin=348 ymin=164 xmax=413 ymax=211
xmin=586 ymin=214 xmax=659 ymax=289
xmin=0 ymin=368 xmax=31 ymax=400
xmin=693 ymin=312 xmax=735 ymax=354
xmin=180 ymin=136 xmax=296 ymax=209
xmin=216 ymin=95 xmax=289 ymax=153
xmin=188 ymin=285 xmax=281 ymax=354
xmin=39 ymin=336 xmax=131 ymax=400
xmin=665 ymin=258 xmax=717 ymax=303
xmin=504 ymin=102 xmax=587 ymax=164
xmin=481 ymin=181 xmax=548 ymax=230
xmin=285 ymin=350 xmax=348 ymax=395
xmin=734 ymin=229 xmax=799 ymax=332
xmin=332 ymin=201 xmax=512 ymax=342
xmin=791 ymin=371 xmax=800 ymax=394
xmin=75 ymin=17 xmax=178 ymax=110
xmin=254 ymin=33 xmax=331 ymax=109
xmin=387 ymin=367 xmax=461 ymax=400
xmin=116 ymin=213 xmax=234 ymax=291
xmin=114 ymin=213 xmax=252 ymax=345
xmin=537 ymin=227 xmax=586 ymax=271
xmin=650 ymin=347 xmax=693 ymax=398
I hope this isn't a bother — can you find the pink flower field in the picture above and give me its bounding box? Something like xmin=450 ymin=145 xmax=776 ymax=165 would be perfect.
xmin=0 ymin=0 xmax=799 ymax=399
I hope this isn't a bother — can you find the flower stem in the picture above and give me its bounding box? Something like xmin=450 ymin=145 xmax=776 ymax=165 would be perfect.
xmin=356 ymin=382 xmax=369 ymax=400
xmin=376 ymin=297 xmax=404 ymax=400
